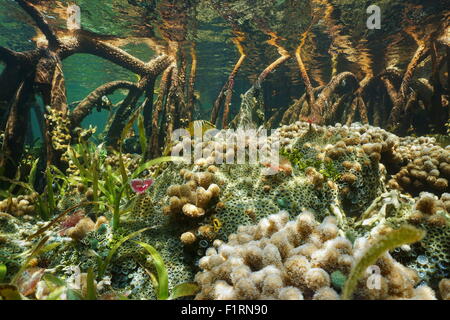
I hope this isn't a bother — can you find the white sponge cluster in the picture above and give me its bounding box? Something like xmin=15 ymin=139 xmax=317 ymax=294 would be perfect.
xmin=195 ymin=211 xmax=348 ymax=299
xmin=195 ymin=211 xmax=435 ymax=300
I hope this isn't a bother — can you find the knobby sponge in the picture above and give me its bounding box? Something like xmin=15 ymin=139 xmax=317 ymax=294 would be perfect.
xmin=195 ymin=211 xmax=435 ymax=300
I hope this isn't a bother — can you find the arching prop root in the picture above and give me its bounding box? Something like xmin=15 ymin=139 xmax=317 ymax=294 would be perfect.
xmin=278 ymin=38 xmax=448 ymax=134
xmin=295 ymin=40 xmax=315 ymax=110
xmin=0 ymin=0 xmax=171 ymax=180
xmin=313 ymin=72 xmax=360 ymax=123
xmin=229 ymin=32 xmax=291 ymax=129
xmin=388 ymin=43 xmax=430 ymax=131
xmin=186 ymin=45 xmax=198 ymax=123
xmin=69 ymin=81 xmax=139 ymax=130
xmin=0 ymin=76 xmax=34 ymax=179
xmin=211 ymin=32 xmax=247 ymax=128
xmin=147 ymin=66 xmax=174 ymax=160
xmin=164 ymin=63 xmax=187 ymax=148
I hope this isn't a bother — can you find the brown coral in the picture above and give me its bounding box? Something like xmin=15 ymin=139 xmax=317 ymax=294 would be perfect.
xmin=195 ymin=211 xmax=429 ymax=300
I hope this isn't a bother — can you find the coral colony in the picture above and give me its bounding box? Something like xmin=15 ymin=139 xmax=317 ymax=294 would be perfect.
xmin=0 ymin=0 xmax=449 ymax=302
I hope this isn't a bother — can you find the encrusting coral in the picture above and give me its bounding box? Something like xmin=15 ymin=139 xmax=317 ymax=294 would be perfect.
xmin=2 ymin=121 xmax=449 ymax=300
xmin=161 ymin=168 xmax=221 ymax=244
xmin=408 ymin=192 xmax=449 ymax=226
xmin=44 ymin=107 xmax=72 ymax=162
xmin=104 ymin=153 xmax=140 ymax=176
xmin=439 ymin=279 xmax=450 ymax=300
xmin=194 ymin=211 xmax=435 ymax=300
xmin=387 ymin=137 xmax=450 ymax=196
xmin=127 ymin=121 xmax=448 ymax=298
xmin=0 ymin=193 xmax=38 ymax=217
xmin=164 ymin=169 xmax=220 ymax=219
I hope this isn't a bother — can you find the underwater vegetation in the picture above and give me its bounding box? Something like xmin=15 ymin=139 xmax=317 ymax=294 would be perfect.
xmin=0 ymin=0 xmax=449 ymax=300
xmin=280 ymin=147 xmax=341 ymax=182
xmin=1 ymin=120 xmax=449 ymax=300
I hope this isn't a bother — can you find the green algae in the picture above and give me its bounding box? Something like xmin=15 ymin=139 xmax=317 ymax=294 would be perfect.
xmin=135 ymin=241 xmax=169 ymax=300
xmin=342 ymin=224 xmax=426 ymax=300
xmin=280 ymin=148 xmax=341 ymax=181
xmin=0 ymin=264 xmax=6 ymax=282
xmin=330 ymin=270 xmax=347 ymax=292
xmin=98 ymin=227 xmax=152 ymax=278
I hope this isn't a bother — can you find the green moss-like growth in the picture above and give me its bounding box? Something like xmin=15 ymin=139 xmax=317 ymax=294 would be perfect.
xmin=280 ymin=148 xmax=341 ymax=181
xmin=331 ymin=270 xmax=347 ymax=292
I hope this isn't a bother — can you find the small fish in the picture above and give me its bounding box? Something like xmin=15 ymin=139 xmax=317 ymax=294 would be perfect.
xmin=279 ymin=158 xmax=293 ymax=175
xmin=300 ymin=115 xmax=320 ymax=131
xmin=262 ymin=157 xmax=293 ymax=175
xmin=130 ymin=179 xmax=154 ymax=194
xmin=300 ymin=115 xmax=317 ymax=124
xmin=212 ymin=217 xmax=222 ymax=233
